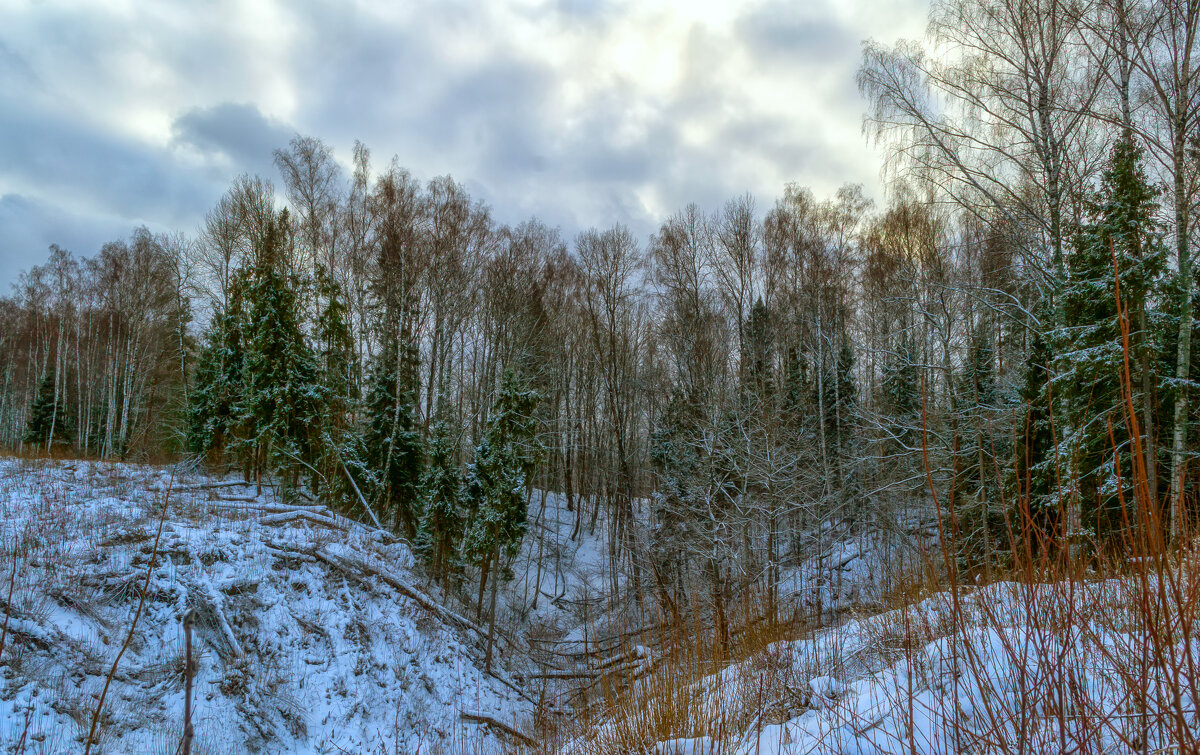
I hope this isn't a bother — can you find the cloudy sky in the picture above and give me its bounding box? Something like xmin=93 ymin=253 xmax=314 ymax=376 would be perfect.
xmin=0 ymin=0 xmax=928 ymax=290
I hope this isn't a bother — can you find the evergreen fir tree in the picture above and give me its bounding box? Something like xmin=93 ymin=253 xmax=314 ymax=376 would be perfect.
xmin=958 ymin=335 xmax=999 ymax=486
xmin=881 ymin=338 xmax=919 ymax=452
xmin=415 ymin=417 xmax=466 ymax=587
xmin=462 ymin=369 xmax=540 ymax=597
xmin=649 ymin=388 xmax=705 ymax=600
xmin=188 ymin=271 xmax=248 ymax=459
xmin=240 ymin=210 xmax=322 ymax=494
xmin=741 ymin=298 xmax=775 ymax=410
xmin=24 ymin=365 xmax=69 ymax=451
xmin=364 ymin=317 xmax=424 ymax=537
xmin=1057 ymin=137 xmax=1165 ymax=540
xmin=313 ymin=266 xmax=360 ymax=507
xmin=1015 ymin=325 xmax=1057 ymax=549
xmin=824 ymin=337 xmax=857 ymax=480
xmin=956 ymin=331 xmax=1009 ymax=564
xmin=781 ymin=345 xmax=812 ymax=434
xmin=315 ymin=267 xmax=357 ymax=415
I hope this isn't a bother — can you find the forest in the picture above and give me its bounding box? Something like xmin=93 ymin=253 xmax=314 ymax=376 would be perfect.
xmin=2 ymin=0 xmax=1200 ymax=727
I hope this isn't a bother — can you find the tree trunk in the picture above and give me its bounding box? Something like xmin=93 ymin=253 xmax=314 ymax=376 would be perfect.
xmin=1171 ymin=126 xmax=1193 ymax=542
xmin=484 ymin=545 xmax=501 ymax=673
xmin=477 ymin=548 xmax=491 ymax=620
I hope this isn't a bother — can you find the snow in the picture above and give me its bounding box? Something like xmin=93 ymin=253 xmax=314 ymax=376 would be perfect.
xmin=500 ymin=488 xmax=627 ymax=640
xmin=0 ymin=457 xmax=529 ymax=753
xmin=776 ymin=528 xmax=928 ymax=618
xmin=608 ymin=578 xmax=1200 ymax=755
xmin=653 ymin=736 xmax=718 ymax=754
xmin=9 ymin=456 xmax=1186 ymax=754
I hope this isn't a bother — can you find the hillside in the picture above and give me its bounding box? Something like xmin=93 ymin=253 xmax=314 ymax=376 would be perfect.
xmin=559 ymin=559 xmax=1200 ymax=754
xmin=0 ymin=456 xmax=924 ymax=754
xmin=0 ymin=458 xmax=530 ymax=753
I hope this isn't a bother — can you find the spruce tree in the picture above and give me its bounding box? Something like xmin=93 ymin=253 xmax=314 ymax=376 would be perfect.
xmin=824 ymin=337 xmax=857 ymax=483
xmin=315 ymin=267 xmax=357 ymax=418
xmin=24 ymin=366 xmax=69 ymax=451
xmin=313 ymin=266 xmax=360 ymax=507
xmin=1015 ymin=325 xmax=1056 ymax=549
xmin=957 ymin=337 xmax=998 ymax=480
xmin=956 ymin=332 xmax=1008 ymax=564
xmin=188 ymin=271 xmax=248 ymax=460
xmin=877 ymin=338 xmax=921 ymax=497
xmin=781 ymin=345 xmax=812 ymax=435
xmin=649 ymin=389 xmax=705 ymax=601
xmin=1058 ymin=137 xmax=1165 ymax=540
xmin=364 ymin=318 xmax=424 ymax=537
xmin=463 ymin=369 xmax=540 ymax=605
xmin=881 ymin=339 xmax=919 ymax=451
xmin=741 ymin=298 xmax=775 ymax=410
xmin=240 ymin=210 xmax=321 ymax=494
xmin=415 ymin=417 xmax=466 ymax=587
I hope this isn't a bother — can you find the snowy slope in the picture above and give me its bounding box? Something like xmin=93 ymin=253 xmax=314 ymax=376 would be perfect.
xmin=502 ymin=490 xmax=620 ymax=633
xmin=0 ymin=458 xmax=531 ymax=754
xmin=584 ymin=577 xmax=1200 ymax=755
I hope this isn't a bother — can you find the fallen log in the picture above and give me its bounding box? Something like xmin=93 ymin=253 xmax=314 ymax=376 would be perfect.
xmin=529 ymin=668 xmax=609 ymax=681
xmin=174 ymin=481 xmax=253 ymax=491
xmin=257 ymin=510 xmax=345 ymax=530
xmin=595 ymin=645 xmax=650 ymax=671
xmin=529 ymin=656 xmax=649 ymax=682
xmin=209 ymin=502 xmax=329 ymax=515
xmin=272 ymin=545 xmax=492 ymax=643
xmin=459 ymin=710 xmax=534 ymax=747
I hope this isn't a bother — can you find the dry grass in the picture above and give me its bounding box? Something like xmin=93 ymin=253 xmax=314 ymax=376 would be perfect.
xmin=528 ymin=529 xmax=1200 ymax=754
xmin=527 ymin=598 xmax=810 ymax=753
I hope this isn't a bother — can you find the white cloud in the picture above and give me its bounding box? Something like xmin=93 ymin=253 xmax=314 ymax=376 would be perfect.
xmin=0 ymin=0 xmax=929 ymax=282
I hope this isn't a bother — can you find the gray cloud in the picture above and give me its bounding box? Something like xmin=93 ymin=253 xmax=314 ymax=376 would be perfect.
xmin=0 ymin=194 xmax=141 ymax=292
xmin=0 ymin=99 xmax=214 ymax=223
xmin=171 ymin=102 xmax=296 ymax=176
xmin=423 ymin=58 xmax=557 ymax=175
xmin=0 ymin=40 xmax=38 ymax=87
xmin=550 ymin=0 xmax=614 ymax=23
xmin=737 ymin=2 xmax=860 ymax=64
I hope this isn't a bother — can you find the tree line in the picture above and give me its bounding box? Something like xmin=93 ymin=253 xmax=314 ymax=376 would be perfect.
xmin=2 ymin=0 xmax=1199 ymax=638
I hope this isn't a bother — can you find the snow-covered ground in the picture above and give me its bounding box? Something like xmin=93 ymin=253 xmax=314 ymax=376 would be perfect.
xmin=502 ymin=492 xmax=923 ymax=641
xmin=5 ymin=457 xmax=1047 ymax=755
xmin=0 ymin=458 xmax=530 ymax=754
xmin=499 ymin=489 xmax=616 ymax=635
xmin=776 ymin=515 xmax=936 ymax=620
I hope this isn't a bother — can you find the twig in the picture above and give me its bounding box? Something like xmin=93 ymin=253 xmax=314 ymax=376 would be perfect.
xmin=85 ymin=471 xmax=175 ymax=755
xmin=0 ymin=553 xmax=17 ymax=662
xmin=14 ymin=705 xmax=31 ymax=755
